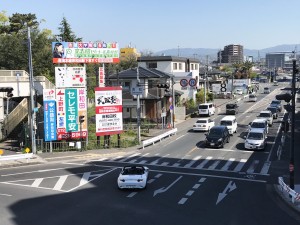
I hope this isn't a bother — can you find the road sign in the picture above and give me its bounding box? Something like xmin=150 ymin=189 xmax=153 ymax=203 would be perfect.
xmin=25 ymin=147 xmax=30 ymax=153
xmin=189 ymin=78 xmax=197 ymax=87
xmin=0 ymin=149 xmax=3 ymax=155
xmin=180 ymin=79 xmax=188 ymax=87
xmin=169 ymin=105 xmax=173 ymax=110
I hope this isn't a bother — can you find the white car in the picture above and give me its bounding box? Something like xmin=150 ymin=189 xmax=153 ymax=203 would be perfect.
xmin=235 ymin=89 xmax=243 ymax=95
xmin=117 ymin=165 xmax=149 ymax=189
xmin=257 ymin=110 xmax=273 ymax=126
xmin=248 ymin=94 xmax=257 ymax=102
xmin=249 ymin=118 xmax=269 ymax=135
xmin=244 ymin=128 xmax=267 ymax=150
xmin=193 ymin=118 xmax=215 ymax=131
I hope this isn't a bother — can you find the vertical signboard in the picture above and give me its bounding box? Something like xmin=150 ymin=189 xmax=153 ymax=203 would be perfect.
xmin=95 ymin=87 xmax=123 ymax=136
xmin=99 ymin=66 xmax=105 ymax=87
xmin=43 ymin=89 xmax=57 ymax=141
xmin=56 ymin=88 xmax=87 ymax=140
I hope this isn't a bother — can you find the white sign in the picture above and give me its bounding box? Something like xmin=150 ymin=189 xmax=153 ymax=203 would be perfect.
xmin=131 ymin=87 xmax=143 ymax=95
xmin=55 ymin=67 xmax=86 ymax=88
xmin=43 ymin=89 xmax=56 ymax=100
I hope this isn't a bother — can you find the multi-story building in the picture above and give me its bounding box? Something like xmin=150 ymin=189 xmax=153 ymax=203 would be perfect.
xmin=218 ymin=44 xmax=244 ymax=64
xmin=265 ymin=53 xmax=293 ymax=70
xmin=120 ymin=46 xmax=141 ymax=61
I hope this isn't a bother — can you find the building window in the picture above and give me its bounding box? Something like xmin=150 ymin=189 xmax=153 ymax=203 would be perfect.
xmin=173 ymin=63 xmax=178 ymax=70
xmin=191 ymin=64 xmax=194 ymax=70
xmin=147 ymin=62 xmax=157 ymax=68
xmin=195 ymin=64 xmax=198 ymax=70
xmin=127 ymin=108 xmax=129 ymax=112
xmin=124 ymin=81 xmax=130 ymax=89
xmin=179 ymin=63 xmax=182 ymax=70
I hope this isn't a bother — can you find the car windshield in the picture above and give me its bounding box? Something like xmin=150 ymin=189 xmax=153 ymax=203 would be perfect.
xmin=258 ymin=113 xmax=271 ymax=118
xmin=196 ymin=120 xmax=207 ymax=124
xmin=247 ymin=132 xmax=263 ymax=140
xmin=249 ymin=95 xmax=256 ymax=98
xmin=264 ymin=87 xmax=269 ymax=90
xmin=208 ymin=129 xmax=222 ymax=137
xmin=122 ymin=167 xmax=144 ymax=175
xmin=220 ymin=121 xmax=232 ymax=126
xmin=199 ymin=105 xmax=208 ymax=109
xmin=251 ymin=122 xmax=265 ymax=129
xmin=271 ymin=100 xmax=280 ymax=105
xmin=226 ymin=104 xmax=236 ymax=109
xmin=267 ymin=107 xmax=276 ymax=113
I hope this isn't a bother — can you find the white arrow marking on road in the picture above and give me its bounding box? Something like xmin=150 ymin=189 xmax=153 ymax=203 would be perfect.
xmin=216 ymin=180 xmax=237 ymax=205
xmin=153 ymin=176 xmax=182 ymax=197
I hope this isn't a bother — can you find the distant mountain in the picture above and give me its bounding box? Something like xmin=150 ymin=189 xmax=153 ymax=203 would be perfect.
xmin=154 ymin=44 xmax=300 ymax=61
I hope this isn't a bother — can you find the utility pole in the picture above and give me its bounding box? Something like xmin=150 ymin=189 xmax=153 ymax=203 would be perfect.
xmin=137 ymin=67 xmax=141 ymax=144
xmin=27 ymin=26 xmax=36 ymax=154
xmin=204 ymin=55 xmax=208 ymax=103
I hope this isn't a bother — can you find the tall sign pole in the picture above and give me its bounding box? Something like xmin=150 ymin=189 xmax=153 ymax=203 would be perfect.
xmin=137 ymin=67 xmax=141 ymax=144
xmin=290 ymin=59 xmax=296 ymax=190
xmin=27 ymin=26 xmax=36 ymax=154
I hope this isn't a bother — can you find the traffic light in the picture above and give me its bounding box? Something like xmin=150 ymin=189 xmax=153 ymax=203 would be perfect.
xmin=157 ymin=84 xmax=170 ymax=89
xmin=276 ymin=93 xmax=292 ymax=103
xmin=79 ymin=115 xmax=85 ymax=123
xmin=0 ymin=87 xmax=13 ymax=97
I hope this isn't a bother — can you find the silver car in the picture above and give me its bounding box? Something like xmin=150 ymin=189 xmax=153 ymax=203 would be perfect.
xmin=244 ymin=128 xmax=267 ymax=150
xmin=257 ymin=110 xmax=273 ymax=127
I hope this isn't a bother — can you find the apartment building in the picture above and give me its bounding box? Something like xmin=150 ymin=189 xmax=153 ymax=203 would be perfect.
xmin=218 ymin=44 xmax=244 ymax=64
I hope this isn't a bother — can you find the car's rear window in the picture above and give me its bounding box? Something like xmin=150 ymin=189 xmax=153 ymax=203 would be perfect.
xmin=226 ymin=104 xmax=236 ymax=109
xmin=248 ymin=132 xmax=263 ymax=140
xmin=259 ymin=113 xmax=271 ymax=117
xmin=251 ymin=122 xmax=265 ymax=128
xmin=220 ymin=121 xmax=232 ymax=126
xmin=196 ymin=120 xmax=207 ymax=124
xmin=199 ymin=105 xmax=208 ymax=109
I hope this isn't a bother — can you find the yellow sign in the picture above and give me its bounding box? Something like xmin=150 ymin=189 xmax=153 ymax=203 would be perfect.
xmin=0 ymin=149 xmax=3 ymax=155
xmin=25 ymin=148 xmax=30 ymax=153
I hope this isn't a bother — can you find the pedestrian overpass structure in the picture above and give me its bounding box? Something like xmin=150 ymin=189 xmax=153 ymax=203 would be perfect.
xmin=0 ymin=70 xmax=55 ymax=141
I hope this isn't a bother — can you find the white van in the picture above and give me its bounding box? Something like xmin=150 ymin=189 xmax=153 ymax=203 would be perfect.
xmin=198 ymin=103 xmax=215 ymax=117
xmin=220 ymin=116 xmax=238 ymax=134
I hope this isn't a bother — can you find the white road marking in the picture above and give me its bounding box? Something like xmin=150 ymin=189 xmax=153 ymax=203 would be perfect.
xmin=196 ymin=156 xmax=213 ymax=169
xmin=119 ymin=153 xmax=141 ymax=162
xmin=127 ymin=192 xmax=137 ymax=198
xmin=147 ymin=179 xmax=155 ymax=184
xmin=183 ymin=156 xmax=202 ymax=168
xmin=221 ymin=158 xmax=235 ymax=171
xmin=53 ymin=175 xmax=68 ymax=191
xmin=208 ymin=159 xmax=222 ymax=170
xmin=79 ymin=172 xmax=91 ymax=186
xmin=192 ymin=184 xmax=201 ymax=189
xmin=233 ymin=159 xmax=247 ymax=172
xmin=199 ymin=177 xmax=206 ymax=182
xmin=246 ymin=160 xmax=259 ymax=174
xmin=1 ymin=167 xmax=74 ymax=177
xmin=0 ymin=193 xmax=12 ymax=197
xmin=186 ymin=190 xmax=194 ymax=196
xmin=175 ymin=135 xmax=185 ymax=140
xmin=178 ymin=198 xmax=188 ymax=204
xmin=32 ymin=178 xmax=43 ymax=187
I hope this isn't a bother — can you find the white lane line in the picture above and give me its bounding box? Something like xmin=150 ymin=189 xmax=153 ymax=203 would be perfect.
xmin=1 ymin=167 xmax=73 ymax=177
xmin=233 ymin=159 xmax=247 ymax=172
xmin=260 ymin=161 xmax=271 ymax=175
xmin=127 ymin=192 xmax=137 ymax=198
xmin=186 ymin=190 xmax=194 ymax=196
xmin=175 ymin=135 xmax=185 ymax=141
xmin=0 ymin=193 xmax=12 ymax=197
xmin=119 ymin=153 xmax=141 ymax=162
xmin=172 ymin=163 xmax=180 ymax=167
xmin=208 ymin=159 xmax=222 ymax=170
xmin=178 ymin=198 xmax=188 ymax=205
xmin=183 ymin=156 xmax=202 ymax=168
xmin=196 ymin=156 xmax=213 ymax=169
xmin=220 ymin=158 xmax=235 ymax=171
xmin=199 ymin=177 xmax=206 ymax=182
xmin=192 ymin=184 xmax=201 ymax=189
xmin=147 ymin=179 xmax=155 ymax=184
xmin=246 ymin=160 xmax=259 ymax=174
xmin=129 ymin=153 xmax=150 ymax=163
xmin=160 ymin=162 xmax=169 ymax=166
xmin=53 ymin=175 xmax=68 ymax=191
xmin=32 ymin=178 xmax=43 ymax=187
xmin=155 ymin=173 xmax=163 ymax=178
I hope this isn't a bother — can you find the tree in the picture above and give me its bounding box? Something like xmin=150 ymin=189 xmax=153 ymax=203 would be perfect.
xmin=8 ymin=13 xmax=39 ymax=34
xmin=56 ymin=17 xmax=81 ymax=42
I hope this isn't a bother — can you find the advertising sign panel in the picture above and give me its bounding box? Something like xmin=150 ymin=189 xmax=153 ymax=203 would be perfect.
xmin=55 ymin=67 xmax=86 ymax=88
xmin=43 ymin=89 xmax=57 ymax=141
xmin=56 ymin=88 xmax=88 ymax=140
xmin=52 ymin=42 xmax=120 ymax=64
xmin=95 ymin=86 xmax=123 ymax=136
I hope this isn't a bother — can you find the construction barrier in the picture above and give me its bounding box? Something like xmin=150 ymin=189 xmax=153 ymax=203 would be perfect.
xmin=142 ymin=128 xmax=177 ymax=149
xmin=278 ymin=177 xmax=300 ymax=203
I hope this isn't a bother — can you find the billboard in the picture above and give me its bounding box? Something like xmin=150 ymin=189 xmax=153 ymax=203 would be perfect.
xmin=55 ymin=67 xmax=86 ymax=88
xmin=56 ymin=88 xmax=88 ymax=140
xmin=95 ymin=87 xmax=123 ymax=136
xmin=43 ymin=89 xmax=57 ymax=141
xmin=52 ymin=42 xmax=120 ymax=64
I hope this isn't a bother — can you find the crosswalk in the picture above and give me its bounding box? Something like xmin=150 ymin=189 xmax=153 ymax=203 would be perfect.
xmin=92 ymin=151 xmax=270 ymax=175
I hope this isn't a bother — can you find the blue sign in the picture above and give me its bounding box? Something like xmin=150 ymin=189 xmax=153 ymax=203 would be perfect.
xmin=169 ymin=104 xmax=174 ymax=110
xmin=44 ymin=100 xmax=57 ymax=141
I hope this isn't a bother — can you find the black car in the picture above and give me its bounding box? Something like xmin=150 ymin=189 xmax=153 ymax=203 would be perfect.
xmin=226 ymin=103 xmax=239 ymax=115
xmin=266 ymin=106 xmax=279 ymax=119
xmin=205 ymin=126 xmax=230 ymax=148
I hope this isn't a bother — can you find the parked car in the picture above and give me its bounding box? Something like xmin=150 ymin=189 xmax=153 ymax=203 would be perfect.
xmin=264 ymin=87 xmax=271 ymax=94
xmin=266 ymin=106 xmax=279 ymax=119
xmin=244 ymin=128 xmax=267 ymax=150
xmin=220 ymin=116 xmax=238 ymax=134
xmin=248 ymin=94 xmax=257 ymax=102
xmin=193 ymin=118 xmax=215 ymax=132
xmin=248 ymin=118 xmax=269 ymax=135
xmin=226 ymin=103 xmax=239 ymax=115
xmin=204 ymin=126 xmax=230 ymax=148
xmin=257 ymin=110 xmax=273 ymax=126
xmin=198 ymin=103 xmax=215 ymax=117
xmin=269 ymin=100 xmax=282 ymax=112
xmin=273 ymin=81 xmax=278 ymax=86
xmin=117 ymin=165 xmax=149 ymax=189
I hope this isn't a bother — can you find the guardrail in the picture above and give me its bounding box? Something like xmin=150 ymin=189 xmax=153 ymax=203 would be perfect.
xmin=278 ymin=177 xmax=300 ymax=203
xmin=0 ymin=153 xmax=33 ymax=161
xmin=142 ymin=128 xmax=177 ymax=149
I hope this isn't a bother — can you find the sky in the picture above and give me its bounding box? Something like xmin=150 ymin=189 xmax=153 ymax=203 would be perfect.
xmin=1 ymin=0 xmax=300 ymax=53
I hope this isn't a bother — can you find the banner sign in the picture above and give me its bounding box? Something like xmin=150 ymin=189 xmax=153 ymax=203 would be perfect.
xmin=56 ymin=88 xmax=87 ymax=140
xmin=99 ymin=66 xmax=105 ymax=87
xmin=55 ymin=67 xmax=86 ymax=88
xmin=52 ymin=42 xmax=120 ymax=64
xmin=43 ymin=89 xmax=57 ymax=141
xmin=95 ymin=86 xmax=123 ymax=136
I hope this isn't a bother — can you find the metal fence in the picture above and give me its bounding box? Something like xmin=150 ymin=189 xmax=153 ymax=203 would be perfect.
xmin=36 ymin=138 xmax=139 ymax=153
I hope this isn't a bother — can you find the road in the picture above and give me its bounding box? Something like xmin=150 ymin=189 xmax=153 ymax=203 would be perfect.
xmin=1 ymin=81 xmax=300 ymax=225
